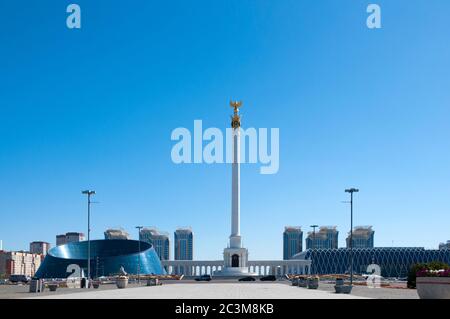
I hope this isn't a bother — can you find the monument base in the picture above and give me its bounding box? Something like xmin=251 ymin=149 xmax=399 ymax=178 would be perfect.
xmin=214 ymin=267 xmax=257 ymax=277
xmin=214 ymin=246 xmax=257 ymax=277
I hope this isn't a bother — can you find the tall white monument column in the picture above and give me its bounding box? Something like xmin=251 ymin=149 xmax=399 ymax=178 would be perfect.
xmin=215 ymin=101 xmax=255 ymax=277
xmin=230 ymin=127 xmax=241 ymax=249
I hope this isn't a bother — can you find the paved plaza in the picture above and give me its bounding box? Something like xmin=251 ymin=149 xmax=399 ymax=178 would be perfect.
xmin=15 ymin=281 xmax=417 ymax=299
xmin=29 ymin=283 xmax=365 ymax=299
xmin=0 ymin=280 xmax=420 ymax=299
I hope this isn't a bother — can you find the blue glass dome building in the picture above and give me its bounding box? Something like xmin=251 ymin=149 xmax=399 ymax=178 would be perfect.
xmin=293 ymin=247 xmax=450 ymax=278
xmin=35 ymin=239 xmax=165 ymax=279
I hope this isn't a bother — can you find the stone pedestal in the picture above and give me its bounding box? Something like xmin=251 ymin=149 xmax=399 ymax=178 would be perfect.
xmin=214 ymin=247 xmax=257 ymax=277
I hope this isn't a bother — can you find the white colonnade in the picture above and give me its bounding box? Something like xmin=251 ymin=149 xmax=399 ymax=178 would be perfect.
xmin=161 ymin=260 xmax=311 ymax=277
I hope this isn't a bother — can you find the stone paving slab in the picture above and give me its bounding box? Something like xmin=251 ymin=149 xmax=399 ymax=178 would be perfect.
xmin=30 ymin=283 xmax=368 ymax=299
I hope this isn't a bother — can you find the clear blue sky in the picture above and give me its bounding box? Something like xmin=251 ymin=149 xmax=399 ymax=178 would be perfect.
xmin=1 ymin=1 xmax=449 ymax=260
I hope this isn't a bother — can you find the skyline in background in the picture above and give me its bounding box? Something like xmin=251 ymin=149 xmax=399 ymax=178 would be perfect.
xmin=1 ymin=1 xmax=450 ymax=259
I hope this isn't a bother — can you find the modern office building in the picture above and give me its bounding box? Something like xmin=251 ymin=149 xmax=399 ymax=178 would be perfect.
xmin=293 ymin=247 xmax=450 ymax=278
xmin=56 ymin=232 xmax=85 ymax=246
xmin=439 ymin=241 xmax=450 ymax=250
xmin=305 ymin=226 xmax=338 ymax=249
xmin=66 ymin=232 xmax=85 ymax=243
xmin=0 ymin=251 xmax=42 ymax=277
xmin=174 ymin=228 xmax=193 ymax=260
xmin=346 ymin=226 xmax=375 ymax=248
xmin=139 ymin=228 xmax=170 ymax=261
xmin=283 ymin=227 xmax=303 ymax=260
xmin=56 ymin=234 xmax=66 ymax=246
xmin=104 ymin=228 xmax=130 ymax=240
xmin=34 ymin=240 xmax=165 ymax=279
xmin=30 ymin=241 xmax=51 ymax=256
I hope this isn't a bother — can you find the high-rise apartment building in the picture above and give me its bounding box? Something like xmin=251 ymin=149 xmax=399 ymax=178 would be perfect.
xmin=283 ymin=226 xmax=303 ymax=260
xmin=306 ymin=226 xmax=339 ymax=249
xmin=139 ymin=228 xmax=170 ymax=261
xmin=56 ymin=232 xmax=85 ymax=246
xmin=29 ymin=241 xmax=51 ymax=256
xmin=174 ymin=228 xmax=193 ymax=260
xmin=0 ymin=251 xmax=42 ymax=277
xmin=439 ymin=241 xmax=450 ymax=250
xmin=56 ymin=234 xmax=66 ymax=246
xmin=346 ymin=226 xmax=375 ymax=248
xmin=104 ymin=228 xmax=130 ymax=240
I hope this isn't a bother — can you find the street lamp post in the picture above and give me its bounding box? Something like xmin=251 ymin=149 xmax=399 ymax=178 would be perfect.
xmin=82 ymin=190 xmax=95 ymax=289
xmin=136 ymin=226 xmax=144 ymax=284
xmin=345 ymin=188 xmax=359 ymax=286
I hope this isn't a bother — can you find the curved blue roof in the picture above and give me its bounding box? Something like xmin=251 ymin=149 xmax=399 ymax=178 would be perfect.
xmin=35 ymin=239 xmax=165 ymax=279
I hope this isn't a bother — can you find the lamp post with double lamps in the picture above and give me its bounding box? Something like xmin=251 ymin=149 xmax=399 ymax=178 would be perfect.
xmin=82 ymin=190 xmax=95 ymax=289
xmin=345 ymin=188 xmax=359 ymax=286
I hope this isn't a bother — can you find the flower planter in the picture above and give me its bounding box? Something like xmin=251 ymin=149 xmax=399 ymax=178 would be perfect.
xmin=298 ymin=277 xmax=307 ymax=288
xmin=416 ymin=277 xmax=450 ymax=299
xmin=291 ymin=278 xmax=299 ymax=286
xmin=147 ymin=278 xmax=159 ymax=286
xmin=307 ymin=277 xmax=319 ymax=289
xmin=335 ymin=284 xmax=353 ymax=294
xmin=116 ymin=277 xmax=129 ymax=289
xmin=334 ymin=278 xmax=352 ymax=293
xmin=48 ymin=284 xmax=58 ymax=292
xmin=335 ymin=278 xmax=344 ymax=286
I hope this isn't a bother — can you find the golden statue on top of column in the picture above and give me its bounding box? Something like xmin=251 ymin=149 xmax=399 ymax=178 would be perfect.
xmin=230 ymin=100 xmax=242 ymax=129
